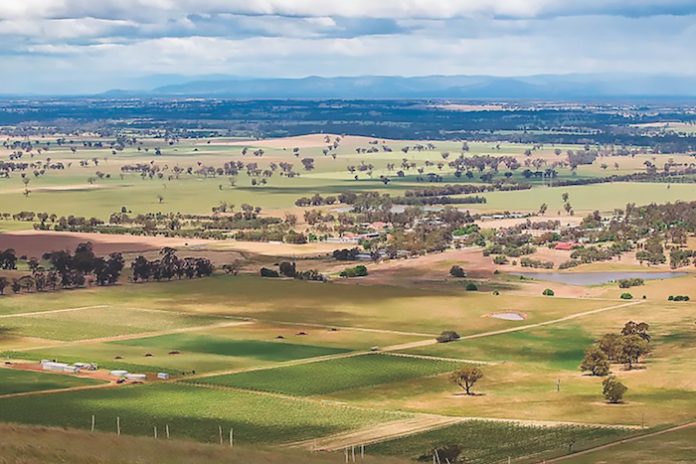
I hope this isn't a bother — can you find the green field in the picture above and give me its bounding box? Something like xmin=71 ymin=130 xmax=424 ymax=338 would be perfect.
xmin=404 ymin=325 xmax=594 ymax=370
xmin=369 ymin=420 xmax=631 ymax=463
xmin=199 ymin=354 xmax=459 ymax=396
xmin=111 ymin=333 xmax=350 ymax=360
xmin=0 ymin=368 xmax=103 ymax=395
xmin=0 ymin=383 xmax=403 ymax=445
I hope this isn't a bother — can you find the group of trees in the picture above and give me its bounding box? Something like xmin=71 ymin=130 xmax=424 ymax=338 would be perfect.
xmin=581 ymin=321 xmax=651 ymax=376
xmin=0 ymin=243 xmax=124 ymax=296
xmin=131 ymin=248 xmax=213 ymax=282
xmin=259 ymin=261 xmax=326 ymax=282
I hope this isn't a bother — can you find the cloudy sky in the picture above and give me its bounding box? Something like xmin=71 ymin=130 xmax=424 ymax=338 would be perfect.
xmin=1 ymin=0 xmax=695 ymax=94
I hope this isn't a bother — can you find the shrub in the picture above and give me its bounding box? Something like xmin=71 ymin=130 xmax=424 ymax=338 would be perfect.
xmin=542 ymin=288 xmax=555 ymax=296
xmin=278 ymin=261 xmax=297 ymax=278
xmin=668 ymin=295 xmax=690 ymax=301
xmin=493 ymin=255 xmax=508 ymax=265
xmin=449 ymin=265 xmax=466 ymax=278
xmin=260 ymin=267 xmax=279 ymax=278
xmin=436 ymin=331 xmax=461 ymax=343
xmin=340 ymin=265 xmax=368 ymax=278
xmin=618 ymin=278 xmax=644 ymax=289
xmin=620 ymin=293 xmax=633 ymax=300
xmin=465 ymin=282 xmax=479 ymax=291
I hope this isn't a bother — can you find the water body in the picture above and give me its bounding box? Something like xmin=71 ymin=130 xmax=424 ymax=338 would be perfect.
xmin=510 ymin=271 xmax=689 ymax=286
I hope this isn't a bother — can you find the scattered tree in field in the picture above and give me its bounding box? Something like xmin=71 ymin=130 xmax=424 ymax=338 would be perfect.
xmin=0 ymin=277 xmax=7 ymax=295
xmin=451 ymin=365 xmax=484 ymax=395
xmin=621 ymin=321 xmax=651 ymax=342
xmin=602 ymin=376 xmax=627 ymax=404
xmin=580 ymin=346 xmax=611 ymax=376
xmin=465 ymin=282 xmax=478 ymax=291
xmin=543 ymin=288 xmax=555 ymax=296
xmin=618 ymin=334 xmax=650 ymax=370
xmin=539 ymin=203 xmax=548 ymax=215
xmin=620 ymin=292 xmax=633 ymax=300
xmin=449 ymin=265 xmax=466 ymax=278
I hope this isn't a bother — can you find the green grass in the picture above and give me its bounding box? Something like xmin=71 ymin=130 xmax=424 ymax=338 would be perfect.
xmin=200 ymin=353 xmax=459 ymax=396
xmin=111 ymin=334 xmax=351 ymax=361
xmin=368 ymin=420 xmax=632 ymax=463
xmin=404 ymin=325 xmax=594 ymax=370
xmin=0 ymin=368 xmax=103 ymax=395
xmin=0 ymin=383 xmax=403 ymax=445
xmin=0 ymin=307 xmax=223 ymax=341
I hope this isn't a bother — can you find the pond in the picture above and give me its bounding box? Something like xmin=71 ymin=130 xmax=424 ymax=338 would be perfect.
xmin=509 ymin=271 xmax=689 ymax=286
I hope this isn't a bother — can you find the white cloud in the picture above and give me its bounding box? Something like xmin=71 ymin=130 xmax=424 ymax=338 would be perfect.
xmin=1 ymin=0 xmax=695 ymax=21
xmin=0 ymin=1 xmax=694 ymax=93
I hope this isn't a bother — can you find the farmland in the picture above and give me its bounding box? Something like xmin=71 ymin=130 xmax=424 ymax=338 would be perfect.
xmin=1 ymin=102 xmax=696 ymax=462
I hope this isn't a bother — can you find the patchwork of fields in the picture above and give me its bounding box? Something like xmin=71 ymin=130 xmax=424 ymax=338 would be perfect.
xmin=1 ymin=272 xmax=691 ymax=462
xmin=1 ymin=134 xmax=695 ymax=462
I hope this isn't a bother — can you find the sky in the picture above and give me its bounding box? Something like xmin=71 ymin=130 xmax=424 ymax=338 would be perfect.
xmin=1 ymin=0 xmax=696 ymax=94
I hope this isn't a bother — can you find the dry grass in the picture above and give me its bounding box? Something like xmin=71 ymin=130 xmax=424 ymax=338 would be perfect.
xmin=0 ymin=423 xmax=407 ymax=464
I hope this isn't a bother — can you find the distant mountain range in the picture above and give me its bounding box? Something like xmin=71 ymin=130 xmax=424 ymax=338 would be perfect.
xmin=101 ymin=74 xmax=696 ymax=100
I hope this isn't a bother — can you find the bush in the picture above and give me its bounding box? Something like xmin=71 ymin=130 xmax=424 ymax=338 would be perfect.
xmin=465 ymin=282 xmax=479 ymax=291
xmin=278 ymin=261 xmax=297 ymax=278
xmin=620 ymin=293 xmax=633 ymax=300
xmin=668 ymin=295 xmax=690 ymax=301
xmin=542 ymin=288 xmax=555 ymax=296
xmin=492 ymin=255 xmax=508 ymax=265
xmin=618 ymin=278 xmax=644 ymax=288
xmin=436 ymin=331 xmax=461 ymax=343
xmin=339 ymin=265 xmax=368 ymax=278
xmin=260 ymin=267 xmax=279 ymax=278
xmin=449 ymin=265 xmax=466 ymax=278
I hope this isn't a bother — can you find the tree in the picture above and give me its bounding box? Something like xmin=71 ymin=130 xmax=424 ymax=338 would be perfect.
xmin=449 ymin=265 xmax=466 ymax=278
xmin=580 ymin=346 xmax=610 ymax=376
xmin=621 ymin=321 xmax=651 ymax=342
xmin=543 ymin=288 xmax=555 ymax=296
xmin=598 ymin=333 xmax=624 ymax=361
xmin=618 ymin=334 xmax=650 ymax=370
xmin=602 ymin=376 xmax=627 ymax=404
xmin=539 ymin=203 xmax=548 ymax=215
xmin=450 ymin=365 xmax=484 ymax=395
xmin=0 ymin=277 xmax=7 ymax=295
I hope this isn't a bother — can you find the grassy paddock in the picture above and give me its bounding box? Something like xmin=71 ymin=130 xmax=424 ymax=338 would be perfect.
xmin=0 ymin=383 xmax=404 ymax=445
xmin=0 ymin=368 xmax=103 ymax=395
xmin=199 ymin=353 xmax=459 ymax=396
